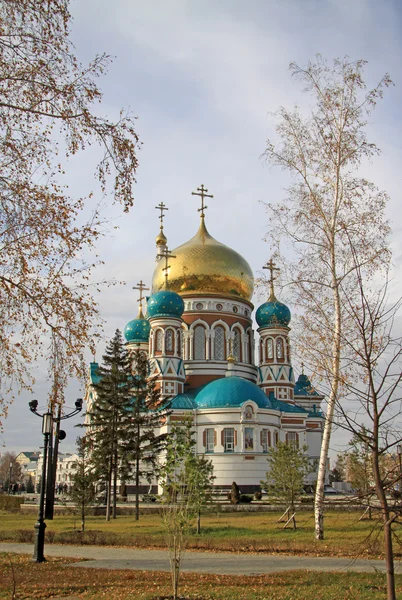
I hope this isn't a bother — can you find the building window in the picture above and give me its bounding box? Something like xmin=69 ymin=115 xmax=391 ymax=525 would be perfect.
xmin=166 ymin=329 xmax=173 ymax=352
xmin=276 ymin=338 xmax=284 ymax=359
xmin=216 ymin=303 xmax=223 ymax=311
xmin=245 ymin=427 xmax=254 ymax=450
xmin=286 ymin=432 xmax=299 ymax=447
xmin=204 ymin=428 xmax=215 ymax=453
xmin=261 ymin=429 xmax=271 ymax=453
xmin=274 ymin=431 xmax=279 ymax=446
xmin=214 ymin=326 xmax=225 ymax=360
xmin=233 ymin=328 xmax=241 ymax=361
xmin=223 ymin=428 xmax=235 ymax=453
xmin=194 ymin=326 xmax=206 ymax=359
xmin=155 ymin=330 xmax=162 ymax=352
xmin=267 ymin=338 xmax=274 ymax=359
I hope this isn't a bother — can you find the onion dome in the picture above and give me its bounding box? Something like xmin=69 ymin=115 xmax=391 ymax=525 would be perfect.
xmin=256 ymin=297 xmax=291 ymax=328
xmin=294 ymin=373 xmax=320 ymax=396
xmin=156 ymin=228 xmax=167 ymax=246
xmin=147 ymin=289 xmax=184 ymax=319
xmin=124 ymin=307 xmax=151 ymax=343
xmin=196 ymin=376 xmax=272 ymax=409
xmin=151 ymin=217 xmax=254 ymax=301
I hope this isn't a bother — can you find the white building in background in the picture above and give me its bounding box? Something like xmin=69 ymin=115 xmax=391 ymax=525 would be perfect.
xmin=36 ymin=452 xmax=78 ymax=492
xmin=86 ymin=187 xmax=324 ymax=495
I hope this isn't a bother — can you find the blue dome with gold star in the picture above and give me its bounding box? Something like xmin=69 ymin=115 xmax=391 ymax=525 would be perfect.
xmin=147 ymin=290 xmax=184 ymax=319
xmin=124 ymin=315 xmax=151 ymax=343
xmin=256 ymin=298 xmax=291 ymax=328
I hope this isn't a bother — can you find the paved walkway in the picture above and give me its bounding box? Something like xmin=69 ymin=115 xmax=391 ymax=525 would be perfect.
xmin=1 ymin=542 xmax=400 ymax=575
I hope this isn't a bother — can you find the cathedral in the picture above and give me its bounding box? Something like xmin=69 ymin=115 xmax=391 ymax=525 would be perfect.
xmin=86 ymin=185 xmax=324 ymax=494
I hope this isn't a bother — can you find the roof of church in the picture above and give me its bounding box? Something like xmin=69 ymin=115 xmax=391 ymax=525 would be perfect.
xmin=171 ymin=377 xmax=311 ymax=413
xmin=294 ymin=373 xmax=321 ymax=397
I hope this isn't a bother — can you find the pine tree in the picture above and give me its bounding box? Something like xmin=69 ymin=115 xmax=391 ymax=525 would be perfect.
xmin=87 ymin=329 xmax=131 ymax=521
xmin=120 ymin=348 xmax=171 ymax=521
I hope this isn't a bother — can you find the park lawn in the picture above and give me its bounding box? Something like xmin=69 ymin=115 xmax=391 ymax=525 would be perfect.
xmin=0 ymin=553 xmax=401 ymax=600
xmin=1 ymin=510 xmax=401 ymax=558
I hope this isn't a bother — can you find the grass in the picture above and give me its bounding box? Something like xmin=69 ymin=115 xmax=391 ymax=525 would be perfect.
xmin=1 ymin=553 xmax=401 ymax=599
xmin=1 ymin=509 xmax=401 ymax=558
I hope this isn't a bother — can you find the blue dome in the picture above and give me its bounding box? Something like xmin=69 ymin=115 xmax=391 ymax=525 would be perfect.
xmin=195 ymin=376 xmax=272 ymax=409
xmin=256 ymin=298 xmax=291 ymax=328
xmin=124 ymin=317 xmax=151 ymax=343
xmin=147 ymin=290 xmax=184 ymax=319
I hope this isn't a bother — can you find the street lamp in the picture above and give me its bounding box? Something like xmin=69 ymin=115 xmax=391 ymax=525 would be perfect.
xmin=9 ymin=462 xmax=12 ymax=494
xmin=29 ymin=398 xmax=83 ymax=520
xmin=33 ymin=411 xmax=53 ymax=562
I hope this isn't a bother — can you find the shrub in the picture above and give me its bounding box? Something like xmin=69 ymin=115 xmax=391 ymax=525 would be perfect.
xmin=230 ymin=482 xmax=240 ymax=504
xmin=0 ymin=496 xmax=24 ymax=512
xmin=240 ymin=494 xmax=253 ymax=504
xmin=254 ymin=491 xmax=262 ymax=500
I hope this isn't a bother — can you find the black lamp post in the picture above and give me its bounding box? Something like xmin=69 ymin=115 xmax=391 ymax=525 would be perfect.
xmin=9 ymin=462 xmax=12 ymax=494
xmin=32 ymin=411 xmax=53 ymax=562
xmin=29 ymin=398 xmax=83 ymax=561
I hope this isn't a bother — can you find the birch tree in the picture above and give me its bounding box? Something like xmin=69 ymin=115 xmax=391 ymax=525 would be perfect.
xmin=335 ymin=260 xmax=402 ymax=600
xmin=262 ymin=56 xmax=392 ymax=539
xmin=0 ymin=0 xmax=139 ymax=413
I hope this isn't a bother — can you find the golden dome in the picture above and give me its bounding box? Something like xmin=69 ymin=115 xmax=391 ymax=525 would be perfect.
xmin=152 ymin=217 xmax=254 ymax=301
xmin=155 ymin=228 xmax=167 ymax=245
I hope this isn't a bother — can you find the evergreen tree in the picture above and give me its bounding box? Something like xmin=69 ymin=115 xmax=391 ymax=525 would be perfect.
xmin=87 ymin=329 xmax=131 ymax=521
xmin=120 ymin=348 xmax=171 ymax=521
xmin=70 ymin=437 xmax=97 ymax=532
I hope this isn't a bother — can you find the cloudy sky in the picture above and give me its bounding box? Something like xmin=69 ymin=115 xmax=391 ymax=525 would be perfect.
xmin=2 ymin=0 xmax=402 ymax=460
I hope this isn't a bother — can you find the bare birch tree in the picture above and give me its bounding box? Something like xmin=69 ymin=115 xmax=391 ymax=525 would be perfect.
xmin=0 ymin=0 xmax=140 ymax=415
xmin=262 ymin=56 xmax=392 ymax=539
xmin=336 ymin=257 xmax=402 ymax=600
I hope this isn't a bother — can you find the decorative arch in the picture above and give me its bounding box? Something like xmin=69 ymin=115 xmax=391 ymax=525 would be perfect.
xmin=232 ymin=327 xmax=242 ymax=362
xmin=213 ymin=325 xmax=226 ymax=360
xmin=165 ymin=328 xmax=174 ymax=352
xmin=276 ymin=337 xmax=284 ymax=360
xmin=154 ymin=328 xmax=163 ymax=353
xmin=266 ymin=337 xmax=274 ymax=359
xmin=193 ymin=324 xmax=206 ymax=360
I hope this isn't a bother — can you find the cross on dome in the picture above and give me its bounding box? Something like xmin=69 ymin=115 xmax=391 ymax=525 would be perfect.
xmin=133 ymin=280 xmax=150 ymax=318
xmin=155 ymin=202 xmax=168 ymax=225
xmin=191 ymin=184 xmax=213 ymax=218
xmin=263 ymin=258 xmax=280 ymax=301
xmin=157 ymin=246 xmax=176 ymax=289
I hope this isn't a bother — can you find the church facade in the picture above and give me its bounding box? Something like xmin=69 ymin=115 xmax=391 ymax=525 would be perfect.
xmin=86 ymin=186 xmax=324 ymax=493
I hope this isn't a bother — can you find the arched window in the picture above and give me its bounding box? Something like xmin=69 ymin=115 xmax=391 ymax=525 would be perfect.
xmin=194 ymin=326 xmax=206 ymax=360
xmin=267 ymin=338 xmax=274 ymax=359
xmin=286 ymin=339 xmax=291 ymax=362
xmin=155 ymin=330 xmax=162 ymax=352
xmin=166 ymin=329 xmax=173 ymax=352
xmin=276 ymin=338 xmax=284 ymax=359
xmin=214 ymin=326 xmax=225 ymax=360
xmin=177 ymin=330 xmax=182 ymax=357
xmin=233 ymin=328 xmax=241 ymax=361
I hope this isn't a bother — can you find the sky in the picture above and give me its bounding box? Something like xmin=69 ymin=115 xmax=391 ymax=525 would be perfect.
xmin=2 ymin=0 xmax=402 ymax=461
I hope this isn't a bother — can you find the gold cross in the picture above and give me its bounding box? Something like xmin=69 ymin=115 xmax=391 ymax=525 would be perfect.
xmin=157 ymin=247 xmax=176 ymax=289
xmin=191 ymin=184 xmax=213 ymax=217
xmin=155 ymin=202 xmax=169 ymax=226
xmin=133 ymin=280 xmax=150 ymax=312
xmin=263 ymin=258 xmax=280 ymax=299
